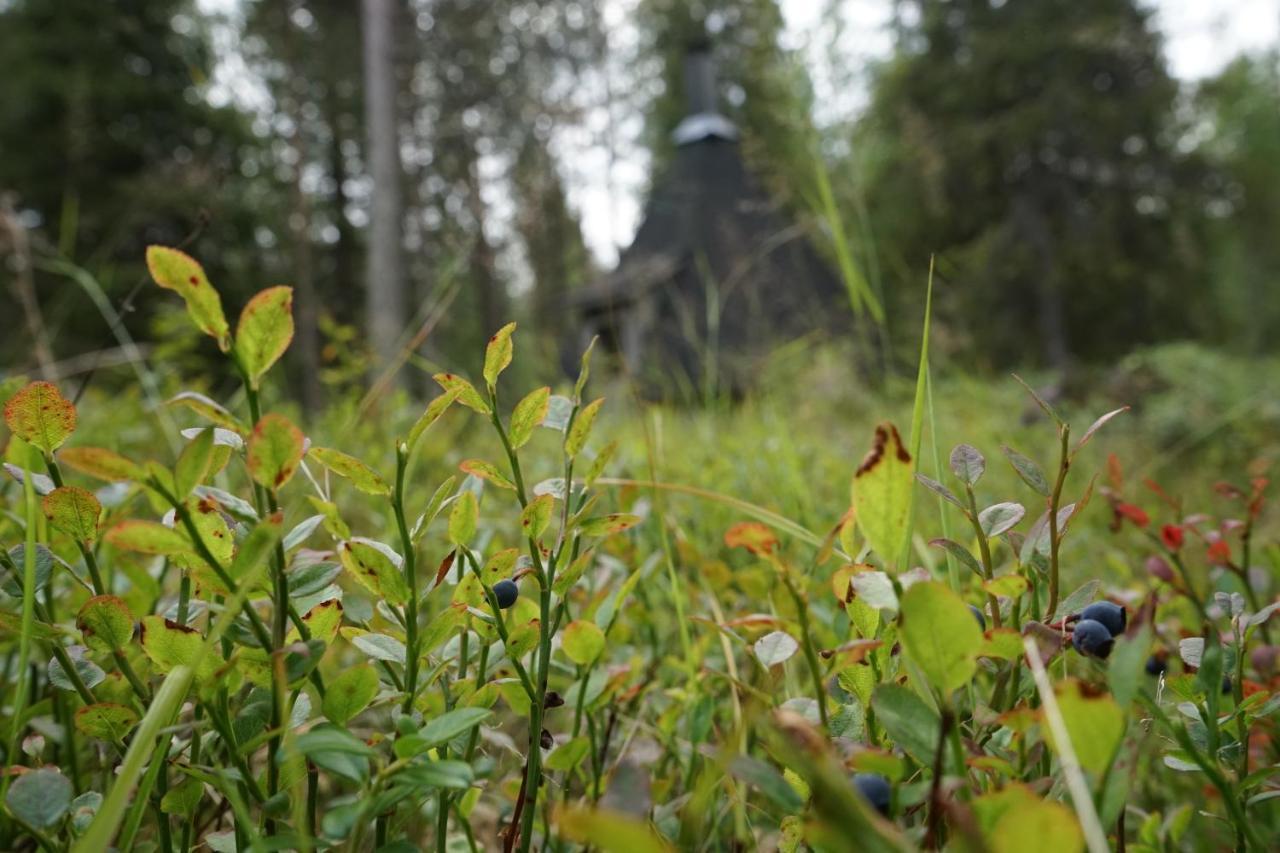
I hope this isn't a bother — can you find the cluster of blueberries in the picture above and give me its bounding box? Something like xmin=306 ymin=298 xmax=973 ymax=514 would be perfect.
xmin=1068 ymin=600 xmax=1126 ymax=660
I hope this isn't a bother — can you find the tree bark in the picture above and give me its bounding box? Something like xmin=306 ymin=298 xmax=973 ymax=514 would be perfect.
xmin=361 ymin=0 xmax=405 ymax=379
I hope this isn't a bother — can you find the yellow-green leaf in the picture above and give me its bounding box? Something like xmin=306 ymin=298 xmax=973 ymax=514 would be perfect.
xmin=247 ymin=413 xmax=304 ymax=490
xmin=519 ymin=494 xmax=555 ymax=540
xmin=565 ymin=397 xmax=604 ymax=459
xmin=4 ymin=381 xmax=77 ymax=453
xmin=145 ymin=246 xmax=231 ymax=350
xmin=483 ymin=322 xmax=516 ymax=388
xmin=556 ymin=806 xmax=671 ymax=853
xmin=898 ymin=581 xmax=982 ymax=695
xmin=562 ymin=620 xmax=605 ymax=666
xmin=509 ymin=386 xmax=550 ymax=449
xmin=448 ymin=491 xmax=478 ymax=545
xmin=159 ymin=778 xmax=204 ymax=817
xmin=307 ymin=496 xmax=350 ymax=540
xmin=408 ymin=389 xmax=460 ymax=450
xmin=322 ymin=664 xmax=379 ymax=725
xmin=139 ymin=614 xmax=221 ymax=681
xmin=42 ymin=486 xmax=102 ymax=542
xmin=77 ymin=595 xmax=135 ymax=653
xmin=166 ymin=391 xmax=246 ymax=434
xmin=174 ymin=427 xmax=216 ymax=498
xmin=299 ymin=599 xmax=343 ymax=644
xmin=235 ymin=285 xmax=294 ymax=388
xmin=459 ymin=459 xmax=515 ymax=491
xmin=851 ymin=423 xmax=914 ymax=568
xmin=1045 ymin=679 xmax=1125 ymax=776
xmin=309 ymin=447 xmax=390 ymax=496
xmin=579 ymin=513 xmax=641 ymax=537
xmin=105 ymin=520 xmax=190 ymax=555
xmin=57 ymin=446 xmax=146 ymax=482
xmin=433 ymin=373 xmax=490 ymax=415
xmin=339 ymin=539 xmax=410 ymax=606
xmin=74 ymin=703 xmax=139 ymax=741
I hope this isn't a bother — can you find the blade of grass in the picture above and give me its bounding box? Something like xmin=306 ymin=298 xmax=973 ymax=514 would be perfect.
xmin=898 ymin=257 xmax=935 ymax=569
xmin=1 ymin=458 xmax=39 ymax=806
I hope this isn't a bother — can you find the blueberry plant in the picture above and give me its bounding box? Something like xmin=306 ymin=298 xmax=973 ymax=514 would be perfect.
xmin=0 ymin=247 xmax=1277 ymax=851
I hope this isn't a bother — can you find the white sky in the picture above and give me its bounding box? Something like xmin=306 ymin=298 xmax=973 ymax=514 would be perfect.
xmin=197 ymin=0 xmax=1280 ymax=268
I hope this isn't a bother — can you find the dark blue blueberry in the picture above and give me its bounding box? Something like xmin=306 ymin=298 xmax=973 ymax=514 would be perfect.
xmin=1222 ymin=676 xmax=1232 ymax=695
xmin=1079 ymin=601 xmax=1126 ymax=637
xmin=852 ymin=772 xmax=891 ymax=817
xmin=1145 ymin=654 xmax=1167 ymax=676
xmin=968 ymin=604 xmax=986 ymax=631
xmin=493 ymin=578 xmax=519 ymax=609
xmin=1071 ymin=619 xmax=1115 ymax=660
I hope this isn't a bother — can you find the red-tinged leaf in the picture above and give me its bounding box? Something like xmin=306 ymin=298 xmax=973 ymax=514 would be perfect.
xmin=247 ymin=414 xmax=304 ymax=490
xmin=4 ymin=381 xmax=77 ymax=453
xmin=1074 ymin=406 xmax=1129 ymax=455
xmin=42 ymin=486 xmax=102 ymax=542
xmin=819 ymin=638 xmax=883 ymax=665
xmin=1161 ymin=524 xmax=1184 ymax=551
xmin=1115 ymin=502 xmax=1149 ymax=528
xmin=433 ymin=550 xmax=457 ymax=590
xmin=1207 ymin=538 xmax=1231 ymax=565
xmin=57 ymin=446 xmax=146 ymax=482
xmin=1106 ymin=453 xmax=1123 ymax=490
xmin=235 ymin=286 xmax=294 ymax=388
xmin=724 ymin=521 xmax=779 ymax=556
xmin=145 ymin=246 xmax=231 ymax=350
xmin=1022 ymin=621 xmax=1066 ymax=666
xmin=579 ymin=513 xmax=641 ymax=537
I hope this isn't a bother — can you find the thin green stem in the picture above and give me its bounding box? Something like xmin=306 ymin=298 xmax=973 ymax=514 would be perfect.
xmin=1045 ymin=426 xmax=1071 ymax=619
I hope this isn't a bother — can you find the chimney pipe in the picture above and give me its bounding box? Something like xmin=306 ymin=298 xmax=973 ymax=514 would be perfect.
xmin=683 ymin=41 xmax=717 ymax=115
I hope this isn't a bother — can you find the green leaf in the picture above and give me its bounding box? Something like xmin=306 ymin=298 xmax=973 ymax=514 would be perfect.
xmin=1050 ymin=579 xmax=1101 ymax=622
xmin=509 ymin=386 xmax=550 ymax=448
xmin=393 ymin=760 xmax=475 ymax=791
xmin=978 ymin=502 xmax=1025 ymax=538
xmin=483 ymin=322 xmax=517 ymax=387
xmin=145 ymin=246 xmax=231 ymax=350
xmin=433 ymin=373 xmax=490 ymax=415
xmin=75 ymin=703 xmax=140 ymax=741
xmin=295 ymin=724 xmax=373 ymax=783
xmin=728 ymin=756 xmax=805 ymax=813
xmin=159 ymin=778 xmax=204 ymax=817
xmin=227 ymin=513 xmax=283 ymax=582
xmin=1108 ymin=625 xmax=1152 ymax=709
xmin=851 ymin=423 xmax=914 ymax=568
xmin=1001 ymin=446 xmax=1051 ymax=497
xmin=418 ymin=707 xmax=491 ymax=749
xmin=166 ymin=391 xmax=247 ymax=433
xmin=235 ymin=286 xmax=294 ymax=388
xmin=754 ymin=630 xmax=799 ymax=667
xmin=322 ymin=664 xmax=379 ymax=725
xmin=5 ymin=768 xmax=73 ymax=829
xmin=49 ymin=649 xmax=106 ymax=691
xmin=949 ymin=444 xmax=985 ymax=486
xmin=898 ymin=581 xmax=982 ymax=694
xmin=77 ymin=595 xmax=135 ymax=653
xmin=573 ymin=336 xmax=598 ymax=402
xmin=552 ymin=548 xmax=594 ymax=596
xmin=565 ymin=398 xmax=604 ymax=459
xmin=339 ymin=539 xmax=410 ymax=605
xmin=351 ymin=633 xmax=407 ymax=664
xmin=4 ymin=381 xmax=77 ymax=453
xmin=174 ymin=427 xmax=216 ymax=498
xmin=562 ymin=620 xmax=606 ymax=665
xmin=928 ymin=539 xmax=984 ymax=579
xmin=556 ymin=806 xmax=671 ymax=853
xmin=309 ymin=446 xmax=390 ymax=496
xmin=58 ymin=446 xmax=146 ymax=482
xmin=1046 ymin=679 xmax=1125 ymax=775
xmin=247 ymin=414 xmax=304 ymax=490
xmin=545 ymin=736 xmax=591 ymax=772
xmin=448 ymin=491 xmax=478 ymax=545
xmin=42 ymin=485 xmax=102 ymax=542
xmin=973 ymin=784 xmax=1083 ymax=853
xmin=105 ymin=520 xmax=190 ymax=555
xmin=870 ymin=683 xmax=942 ymax=766
xmin=1011 ymin=374 xmax=1065 ymax=428
xmin=1 ymin=544 xmax=53 ymax=596
xmin=289 ymin=562 xmax=343 ymax=599
xmin=459 ymin=458 xmax=516 ymax=490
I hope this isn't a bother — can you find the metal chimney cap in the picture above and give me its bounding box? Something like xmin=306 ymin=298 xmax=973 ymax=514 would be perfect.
xmin=673 ymin=39 xmax=738 ymax=145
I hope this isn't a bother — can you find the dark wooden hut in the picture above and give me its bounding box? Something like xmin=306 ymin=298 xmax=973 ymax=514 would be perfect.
xmin=569 ymin=43 xmax=847 ymax=396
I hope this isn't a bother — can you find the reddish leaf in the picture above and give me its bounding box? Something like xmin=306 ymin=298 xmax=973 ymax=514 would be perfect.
xmin=724 ymin=521 xmax=779 ymax=556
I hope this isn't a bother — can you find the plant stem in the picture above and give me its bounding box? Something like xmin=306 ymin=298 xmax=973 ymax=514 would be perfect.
xmin=394 ymin=443 xmax=420 ymax=713
xmin=780 ymin=570 xmax=829 ymax=728
xmin=1045 ymin=426 xmax=1071 ymax=619
xmin=963 ymin=485 xmax=1003 ymax=628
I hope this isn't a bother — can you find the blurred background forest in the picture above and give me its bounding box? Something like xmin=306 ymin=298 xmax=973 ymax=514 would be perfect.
xmin=2 ymin=0 xmax=1280 ymax=410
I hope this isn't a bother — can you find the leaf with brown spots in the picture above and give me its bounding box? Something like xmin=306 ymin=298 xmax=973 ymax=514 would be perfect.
xmin=105 ymin=520 xmax=191 ymax=555
xmin=77 ymin=595 xmax=135 ymax=653
xmin=4 ymin=381 xmax=76 ymax=453
xmin=299 ymin=599 xmax=343 ymax=644
xmin=247 ymin=414 xmax=304 ymax=490
xmin=482 ymin=321 xmax=516 ymax=388
xmin=42 ymin=486 xmax=102 ymax=542
xmin=309 ymin=446 xmax=390 ymax=496
xmin=851 ymin=422 xmax=914 ymax=569
xmin=235 ymin=285 xmax=294 ymax=388
xmin=432 ymin=373 xmax=490 ymax=415
xmin=339 ymin=539 xmax=410 ymax=605
xmin=459 ymin=458 xmax=516 ymax=491
xmin=145 ymin=246 xmax=231 ymax=350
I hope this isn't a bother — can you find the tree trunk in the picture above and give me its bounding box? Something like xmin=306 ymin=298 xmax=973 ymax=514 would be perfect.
xmin=361 ymin=0 xmax=405 ymax=378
